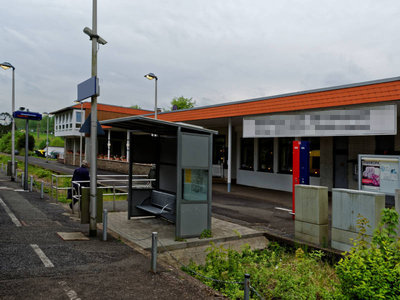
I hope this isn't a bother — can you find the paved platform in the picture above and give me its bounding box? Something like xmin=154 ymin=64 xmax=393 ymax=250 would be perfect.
xmin=106 ymin=212 xmax=269 ymax=266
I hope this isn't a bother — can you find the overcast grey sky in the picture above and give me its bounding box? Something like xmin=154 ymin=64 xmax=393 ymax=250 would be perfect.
xmin=1 ymin=0 xmax=400 ymax=114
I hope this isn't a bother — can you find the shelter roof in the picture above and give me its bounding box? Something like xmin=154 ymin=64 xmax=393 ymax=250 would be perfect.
xmin=101 ymin=116 xmax=217 ymax=135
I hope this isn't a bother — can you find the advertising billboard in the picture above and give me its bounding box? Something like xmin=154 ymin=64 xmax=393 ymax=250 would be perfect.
xmin=358 ymin=155 xmax=400 ymax=195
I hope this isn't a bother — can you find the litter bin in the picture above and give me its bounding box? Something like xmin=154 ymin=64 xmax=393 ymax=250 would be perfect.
xmin=80 ymin=188 xmax=103 ymax=224
xmin=7 ymin=161 xmax=17 ymax=177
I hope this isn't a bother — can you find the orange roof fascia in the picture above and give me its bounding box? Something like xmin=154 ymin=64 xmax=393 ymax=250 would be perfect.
xmin=72 ymin=103 xmax=153 ymax=115
xmin=157 ymin=80 xmax=400 ymax=122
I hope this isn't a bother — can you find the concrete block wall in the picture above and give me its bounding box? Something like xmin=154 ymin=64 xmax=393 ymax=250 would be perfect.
xmin=331 ymin=188 xmax=384 ymax=252
xmin=295 ymin=185 xmax=329 ymax=246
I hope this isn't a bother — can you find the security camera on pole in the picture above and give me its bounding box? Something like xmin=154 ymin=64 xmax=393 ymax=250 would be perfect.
xmin=79 ymin=0 xmax=107 ymax=237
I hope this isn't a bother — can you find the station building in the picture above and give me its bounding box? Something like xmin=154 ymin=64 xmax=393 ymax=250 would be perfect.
xmin=52 ymin=76 xmax=400 ymax=193
xmin=50 ymin=103 xmax=152 ymax=168
xmin=156 ymin=76 xmax=400 ymax=192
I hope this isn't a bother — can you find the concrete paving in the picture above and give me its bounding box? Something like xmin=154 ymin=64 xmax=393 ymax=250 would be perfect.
xmin=106 ymin=212 xmax=268 ymax=267
xmin=0 ymin=172 xmax=224 ymax=299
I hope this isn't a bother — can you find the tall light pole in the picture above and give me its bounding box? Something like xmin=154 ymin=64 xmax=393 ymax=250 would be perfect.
xmin=144 ymin=73 xmax=158 ymax=119
xmin=83 ymin=0 xmax=107 ymax=237
xmin=43 ymin=112 xmax=50 ymax=163
xmin=0 ymin=62 xmax=16 ymax=181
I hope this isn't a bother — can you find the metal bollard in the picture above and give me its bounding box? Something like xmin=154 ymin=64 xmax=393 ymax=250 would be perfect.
xmin=244 ymin=274 xmax=250 ymax=300
xmin=21 ymin=172 xmax=24 ymax=187
xmin=40 ymin=181 xmax=44 ymax=199
xmin=30 ymin=175 xmax=33 ymax=192
xmin=151 ymin=232 xmax=158 ymax=273
xmin=56 ymin=176 xmax=59 ymax=202
xmin=102 ymin=209 xmax=108 ymax=241
xmin=1 ymin=163 xmax=3 ymax=173
xmin=15 ymin=169 xmax=17 ymax=181
xmin=112 ymin=185 xmax=116 ymax=212
xmin=5 ymin=164 xmax=7 ymax=176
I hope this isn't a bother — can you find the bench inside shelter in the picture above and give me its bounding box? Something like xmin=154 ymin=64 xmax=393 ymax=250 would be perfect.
xmin=136 ymin=190 xmax=176 ymax=222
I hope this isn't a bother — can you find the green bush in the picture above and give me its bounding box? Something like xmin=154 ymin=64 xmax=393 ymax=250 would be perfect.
xmin=16 ymin=133 xmax=35 ymax=151
xmin=38 ymin=140 xmax=47 ymax=149
xmin=185 ymin=242 xmax=339 ymax=299
xmin=0 ymin=132 xmax=23 ymax=153
xmin=49 ymin=137 xmax=64 ymax=147
xmin=336 ymin=208 xmax=400 ymax=299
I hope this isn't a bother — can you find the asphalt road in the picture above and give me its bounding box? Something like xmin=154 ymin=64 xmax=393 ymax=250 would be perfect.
xmin=0 ymin=176 xmax=222 ymax=299
xmin=212 ymin=183 xmax=295 ymax=238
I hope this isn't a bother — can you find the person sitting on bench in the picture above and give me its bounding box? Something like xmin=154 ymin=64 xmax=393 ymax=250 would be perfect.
xmin=69 ymin=160 xmax=90 ymax=209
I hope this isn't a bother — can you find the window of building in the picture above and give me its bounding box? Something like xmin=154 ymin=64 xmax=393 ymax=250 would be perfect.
xmin=375 ymin=135 xmax=395 ymax=155
xmin=76 ymin=111 xmax=82 ymax=123
xmin=240 ymin=138 xmax=254 ymax=170
xmin=258 ymin=138 xmax=273 ymax=172
xmin=213 ymin=135 xmax=226 ymax=165
xmin=278 ymin=138 xmax=293 ymax=173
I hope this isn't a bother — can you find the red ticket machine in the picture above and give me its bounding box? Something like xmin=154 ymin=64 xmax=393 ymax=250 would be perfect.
xmin=292 ymin=141 xmax=300 ymax=218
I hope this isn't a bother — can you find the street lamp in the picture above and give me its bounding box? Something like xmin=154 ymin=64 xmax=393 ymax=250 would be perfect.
xmin=74 ymin=100 xmax=84 ymax=166
xmin=0 ymin=62 xmax=16 ymax=181
xmin=42 ymin=112 xmax=50 ymax=163
xmin=144 ymin=73 xmax=158 ymax=119
xmin=82 ymin=0 xmax=107 ymax=237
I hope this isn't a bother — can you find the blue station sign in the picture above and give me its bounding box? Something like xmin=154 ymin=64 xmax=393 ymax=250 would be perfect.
xmin=77 ymin=76 xmax=99 ymax=102
xmin=13 ymin=111 xmax=42 ymax=121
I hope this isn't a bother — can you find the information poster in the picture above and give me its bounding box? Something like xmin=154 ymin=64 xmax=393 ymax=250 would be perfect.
xmin=359 ymin=155 xmax=400 ymax=195
xmin=183 ymin=169 xmax=208 ymax=201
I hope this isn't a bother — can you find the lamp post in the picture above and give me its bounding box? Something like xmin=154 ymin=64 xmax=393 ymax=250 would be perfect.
xmin=144 ymin=73 xmax=158 ymax=119
xmin=74 ymin=101 xmax=84 ymax=166
xmin=83 ymin=0 xmax=107 ymax=237
xmin=43 ymin=112 xmax=50 ymax=163
xmin=0 ymin=62 xmax=16 ymax=181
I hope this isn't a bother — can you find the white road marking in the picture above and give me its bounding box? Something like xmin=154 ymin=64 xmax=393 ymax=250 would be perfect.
xmin=30 ymin=244 xmax=54 ymax=268
xmin=0 ymin=197 xmax=22 ymax=227
xmin=274 ymin=207 xmax=292 ymax=212
xmin=58 ymin=281 xmax=81 ymax=300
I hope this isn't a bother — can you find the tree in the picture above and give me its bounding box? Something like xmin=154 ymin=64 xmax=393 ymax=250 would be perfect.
xmin=130 ymin=105 xmax=142 ymax=109
xmin=171 ymin=96 xmax=195 ymax=110
xmin=17 ymin=133 xmax=35 ymax=151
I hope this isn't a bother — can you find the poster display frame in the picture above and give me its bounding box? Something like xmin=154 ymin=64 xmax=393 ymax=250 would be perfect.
xmin=358 ymin=154 xmax=400 ymax=196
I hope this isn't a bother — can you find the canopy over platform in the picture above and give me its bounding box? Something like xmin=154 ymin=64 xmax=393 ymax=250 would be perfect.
xmin=101 ymin=116 xmax=217 ymax=238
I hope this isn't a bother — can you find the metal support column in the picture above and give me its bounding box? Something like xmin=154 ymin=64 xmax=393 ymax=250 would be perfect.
xmin=107 ymin=129 xmax=111 ymax=159
xmin=11 ymin=67 xmax=15 ymax=181
xmin=89 ymin=0 xmax=99 ymax=237
xmin=227 ymin=118 xmax=232 ymax=192
xmin=24 ymin=119 xmax=28 ymax=191
xmin=79 ymin=102 xmax=83 ymax=166
xmin=73 ymin=138 xmax=76 ymax=166
xmin=126 ymin=130 xmax=130 ymax=162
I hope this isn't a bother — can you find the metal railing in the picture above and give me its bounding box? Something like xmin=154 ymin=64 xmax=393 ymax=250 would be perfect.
xmin=68 ymin=175 xmax=154 ymax=213
xmin=51 ymin=174 xmax=72 ymax=202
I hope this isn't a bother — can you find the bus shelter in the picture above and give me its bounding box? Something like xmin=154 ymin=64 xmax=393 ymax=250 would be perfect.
xmin=101 ymin=116 xmax=217 ymax=238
